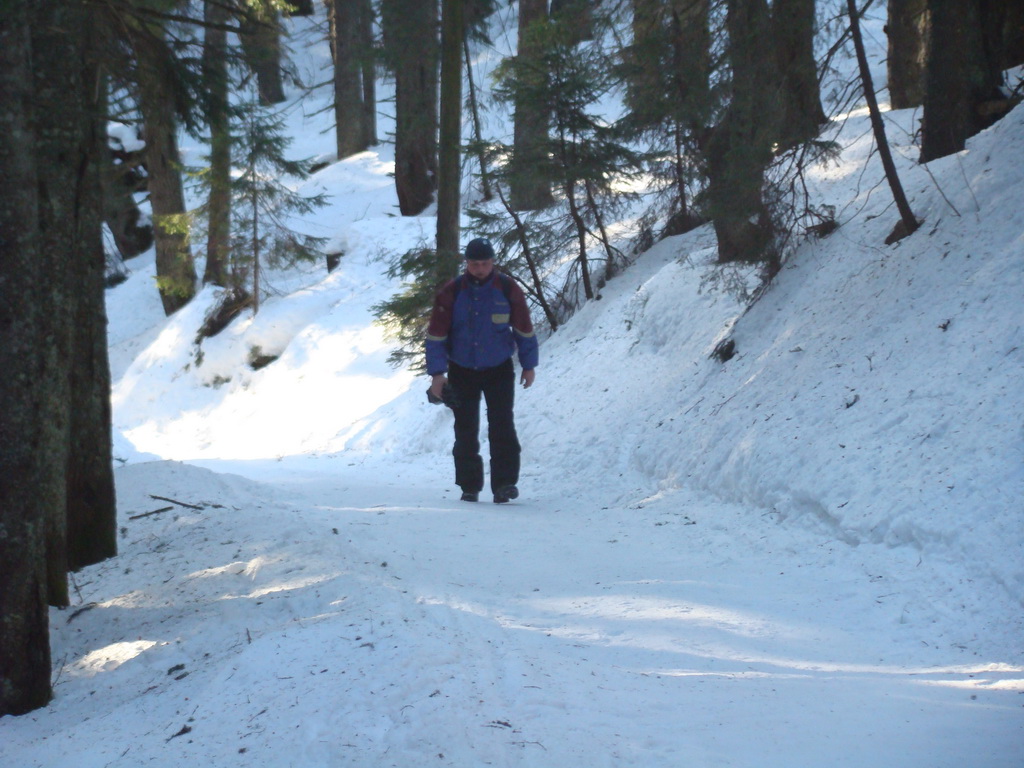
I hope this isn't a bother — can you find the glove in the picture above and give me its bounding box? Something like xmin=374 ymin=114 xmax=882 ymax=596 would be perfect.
xmin=426 ymin=383 xmax=460 ymax=409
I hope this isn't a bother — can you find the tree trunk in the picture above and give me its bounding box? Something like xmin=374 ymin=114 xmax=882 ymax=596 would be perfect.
xmin=887 ymin=0 xmax=929 ymax=109
xmin=0 ymin=0 xmax=53 ymax=717
xmin=358 ymin=0 xmax=377 ymax=147
xmin=848 ymin=0 xmax=919 ymax=242
xmin=436 ymin=0 xmax=464 ymax=265
xmin=465 ymin=38 xmax=493 ymax=201
xmin=66 ymin=11 xmax=117 ymax=572
xmin=565 ymin=181 xmax=595 ymax=300
xmin=32 ymin=0 xmax=103 ymax=608
xmin=669 ymin=0 xmax=710 ymax=220
xmin=669 ymin=0 xmax=711 ymax=121
xmin=204 ymin=0 xmax=232 ymax=287
xmin=132 ymin=25 xmax=197 ymax=315
xmin=381 ymin=0 xmax=439 ymax=215
xmin=510 ymin=0 xmax=554 ymax=211
xmin=1004 ymin=1 xmax=1024 ymax=69
xmin=331 ymin=0 xmax=367 ymax=159
xmin=707 ymin=0 xmax=780 ymax=266
xmin=773 ymin=0 xmax=827 ymax=148
xmin=495 ymin=185 xmax=559 ymax=330
xmin=920 ymin=0 xmax=1006 ymax=162
xmin=551 ymin=0 xmax=594 ymax=44
xmin=239 ymin=1 xmax=286 ymax=105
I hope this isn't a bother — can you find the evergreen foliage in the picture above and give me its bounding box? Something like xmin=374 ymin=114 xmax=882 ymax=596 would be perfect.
xmin=491 ymin=13 xmax=645 ymax=307
xmin=229 ymin=102 xmax=328 ymax=312
xmin=372 ymin=247 xmax=459 ymax=372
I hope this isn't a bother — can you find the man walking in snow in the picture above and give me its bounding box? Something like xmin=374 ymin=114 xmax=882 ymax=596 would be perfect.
xmin=426 ymin=238 xmax=538 ymax=503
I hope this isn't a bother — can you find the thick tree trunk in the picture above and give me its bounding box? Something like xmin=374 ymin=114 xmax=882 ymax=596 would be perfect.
xmin=887 ymin=0 xmax=929 ymax=109
xmin=669 ymin=0 xmax=710 ymax=223
xmin=436 ymin=0 xmax=464 ymax=264
xmin=66 ymin=11 xmax=117 ymax=572
xmin=359 ymin=0 xmax=377 ymax=147
xmin=239 ymin=1 xmax=286 ymax=105
xmin=381 ymin=0 xmax=439 ymax=215
xmin=920 ymin=0 xmax=1006 ymax=162
xmin=132 ymin=26 xmax=197 ymax=314
xmin=32 ymin=1 xmax=103 ymax=608
xmin=204 ymin=0 xmax=232 ymax=287
xmin=1004 ymin=1 xmax=1024 ymax=69
xmin=331 ymin=0 xmax=367 ymax=159
xmin=669 ymin=0 xmax=710 ymax=128
xmin=551 ymin=0 xmax=594 ymax=44
xmin=0 ymin=1 xmax=53 ymax=717
xmin=773 ymin=0 xmax=827 ymax=148
xmin=510 ymin=0 xmax=554 ymax=211
xmin=707 ymin=0 xmax=780 ymax=266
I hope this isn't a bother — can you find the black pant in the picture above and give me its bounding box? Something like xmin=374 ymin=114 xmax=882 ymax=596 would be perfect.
xmin=448 ymin=358 xmax=520 ymax=494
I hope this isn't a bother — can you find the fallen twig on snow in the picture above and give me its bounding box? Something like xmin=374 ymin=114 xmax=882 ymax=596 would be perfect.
xmin=149 ymin=494 xmax=204 ymax=510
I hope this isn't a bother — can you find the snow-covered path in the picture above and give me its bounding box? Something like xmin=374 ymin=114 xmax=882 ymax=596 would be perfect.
xmin=176 ymin=454 xmax=1023 ymax=768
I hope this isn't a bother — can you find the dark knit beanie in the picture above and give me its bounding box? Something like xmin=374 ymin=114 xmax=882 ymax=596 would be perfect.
xmin=465 ymin=237 xmax=495 ymax=261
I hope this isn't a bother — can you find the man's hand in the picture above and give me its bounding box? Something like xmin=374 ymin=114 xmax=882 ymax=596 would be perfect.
xmin=430 ymin=374 xmax=447 ymax=400
xmin=520 ymin=368 xmax=536 ymax=389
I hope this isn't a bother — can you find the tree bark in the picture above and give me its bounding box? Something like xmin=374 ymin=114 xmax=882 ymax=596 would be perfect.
xmin=510 ymin=0 xmax=554 ymax=211
xmin=773 ymin=0 xmax=827 ymax=148
xmin=436 ymin=0 xmax=464 ymax=265
xmin=131 ymin=25 xmax=197 ymax=315
xmin=920 ymin=0 xmax=1006 ymax=162
xmin=848 ymin=0 xmax=919 ymax=241
xmin=66 ymin=10 xmax=117 ymax=572
xmin=887 ymin=0 xmax=929 ymax=109
xmin=0 ymin=0 xmax=53 ymax=717
xmin=565 ymin=182 xmax=595 ymax=300
xmin=204 ymin=0 xmax=232 ymax=287
xmin=551 ymin=0 xmax=594 ymax=44
xmin=465 ymin=38 xmax=493 ymax=201
xmin=381 ymin=0 xmax=439 ymax=215
xmin=32 ymin=0 xmax=101 ymax=608
xmin=358 ymin=0 xmax=377 ymax=147
xmin=331 ymin=0 xmax=368 ymax=159
xmin=706 ymin=0 xmax=780 ymax=266
xmin=239 ymin=1 xmax=286 ymax=105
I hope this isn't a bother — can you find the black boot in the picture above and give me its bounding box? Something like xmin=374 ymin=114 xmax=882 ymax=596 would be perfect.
xmin=493 ymin=485 xmax=519 ymax=504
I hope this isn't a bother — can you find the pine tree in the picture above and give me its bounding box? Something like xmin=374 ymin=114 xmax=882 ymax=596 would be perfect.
xmin=493 ymin=15 xmax=644 ymax=303
xmin=620 ymin=0 xmax=712 ymax=235
xmin=920 ymin=0 xmax=1010 ymax=162
xmin=381 ymin=0 xmax=439 ymax=215
xmin=704 ymin=0 xmax=781 ymax=268
xmin=328 ymin=0 xmax=376 ymax=160
xmin=887 ymin=0 xmax=929 ymax=109
xmin=127 ymin=20 xmax=198 ymax=315
xmin=203 ymin=0 xmax=233 ymax=287
xmin=230 ymin=104 xmax=328 ymax=314
xmin=508 ymin=0 xmax=554 ymax=210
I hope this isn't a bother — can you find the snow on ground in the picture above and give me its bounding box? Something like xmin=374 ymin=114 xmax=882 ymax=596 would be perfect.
xmin=2 ymin=4 xmax=1022 ymax=767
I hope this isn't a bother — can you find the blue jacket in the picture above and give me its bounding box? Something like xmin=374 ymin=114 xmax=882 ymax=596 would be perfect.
xmin=425 ymin=272 xmax=539 ymax=375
